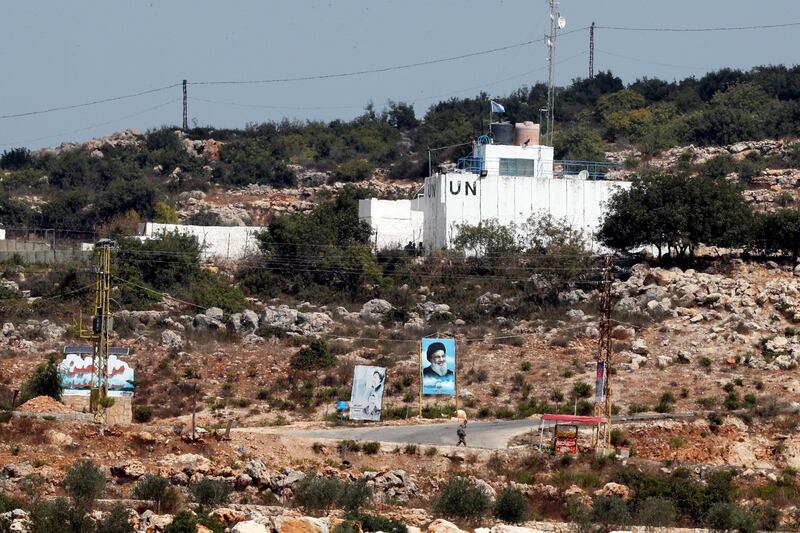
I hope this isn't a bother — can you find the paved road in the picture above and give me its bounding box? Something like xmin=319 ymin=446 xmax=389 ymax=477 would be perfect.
xmin=237 ymin=412 xmax=695 ymax=449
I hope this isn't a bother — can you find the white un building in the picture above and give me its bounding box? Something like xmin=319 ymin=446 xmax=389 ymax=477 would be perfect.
xmin=358 ymin=122 xmax=632 ymax=251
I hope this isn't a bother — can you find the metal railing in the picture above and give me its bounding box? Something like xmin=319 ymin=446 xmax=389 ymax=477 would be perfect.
xmin=456 ymin=155 xmax=484 ymax=173
xmin=556 ymin=160 xmax=621 ymax=180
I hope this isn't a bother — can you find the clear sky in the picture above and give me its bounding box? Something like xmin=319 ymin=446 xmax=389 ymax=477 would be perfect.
xmin=1 ymin=0 xmax=798 ymax=150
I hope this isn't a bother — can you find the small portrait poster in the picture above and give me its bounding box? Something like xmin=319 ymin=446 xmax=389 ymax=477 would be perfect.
xmin=421 ymin=338 xmax=456 ymax=396
xmin=349 ymin=365 xmax=386 ymax=421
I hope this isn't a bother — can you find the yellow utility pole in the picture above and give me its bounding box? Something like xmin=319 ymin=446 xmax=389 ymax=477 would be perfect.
xmin=80 ymin=239 xmax=116 ymax=422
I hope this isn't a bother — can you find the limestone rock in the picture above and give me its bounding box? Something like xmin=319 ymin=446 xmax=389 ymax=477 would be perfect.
xmin=111 ymin=460 xmax=145 ymax=479
xmin=359 ymin=299 xmax=394 ymax=321
xmin=233 ymin=521 xmax=269 ymax=533
xmin=161 ymin=330 xmax=184 ymax=350
xmin=244 ymin=459 xmax=270 ymax=486
xmin=273 ymin=516 xmax=328 ymax=533
xmin=427 ymin=519 xmax=469 ymax=533
xmin=595 ymin=482 xmax=631 ymax=501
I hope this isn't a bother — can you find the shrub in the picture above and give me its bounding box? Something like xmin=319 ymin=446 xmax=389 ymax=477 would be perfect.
xmin=706 ymin=502 xmax=757 ymax=533
xmin=335 ymin=158 xmax=375 ymax=182
xmin=163 ymin=510 xmax=223 ymax=533
xmin=20 ymin=356 xmax=62 ymax=403
xmin=190 ymin=272 xmax=246 ymax=313
xmin=0 ymin=147 xmax=33 ymax=170
xmin=636 ymin=497 xmax=676 ymax=528
xmin=341 ymin=514 xmax=407 ymax=533
xmin=337 ymin=440 xmax=361 ymax=453
xmin=520 ymin=361 xmax=532 ymax=371
xmin=572 ymin=381 xmax=592 ymax=399
xmin=590 ymin=495 xmax=631 ymax=529
xmin=362 ymin=441 xmax=381 ymax=455
xmin=191 ymin=478 xmax=232 ymax=508
xmin=404 ymin=444 xmax=417 ymax=455
xmin=338 ymin=480 xmax=372 ymax=513
xmin=133 ymin=405 xmax=153 ymax=423
xmin=432 ymin=478 xmax=492 ymax=519
xmin=97 ymin=503 xmax=136 ymax=533
xmin=294 ymin=474 xmax=371 ymax=513
xmin=494 ymin=486 xmax=528 ymax=523
xmin=29 ymin=497 xmax=76 ymax=533
xmin=294 ymin=474 xmax=344 ymax=511
xmin=62 ymin=460 xmax=105 ymax=511
xmin=627 ymin=403 xmax=648 ymax=415
xmin=132 ymin=474 xmax=179 ymax=512
xmin=291 ymin=340 xmax=336 ymax=370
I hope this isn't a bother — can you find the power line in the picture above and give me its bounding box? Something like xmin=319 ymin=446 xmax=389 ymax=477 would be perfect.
xmin=596 ymin=49 xmax=708 ymax=71
xmin=0 ymin=99 xmax=180 ymax=148
xmin=188 ymin=34 xmax=575 ymax=86
xmin=595 ymin=21 xmax=800 ymax=32
xmin=0 ymin=83 xmax=181 ymax=120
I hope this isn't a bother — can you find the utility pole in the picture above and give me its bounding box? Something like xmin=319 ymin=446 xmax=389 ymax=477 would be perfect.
xmin=594 ymin=255 xmax=614 ymax=451
xmin=589 ymin=22 xmax=595 ymax=80
xmin=82 ymin=239 xmax=116 ymax=422
xmin=182 ymin=79 xmax=188 ymax=130
xmin=545 ymin=0 xmax=565 ymax=146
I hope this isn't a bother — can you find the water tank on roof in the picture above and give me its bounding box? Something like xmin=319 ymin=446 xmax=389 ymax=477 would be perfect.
xmin=490 ymin=122 xmax=514 ymax=145
xmin=515 ymin=121 xmax=540 ymax=146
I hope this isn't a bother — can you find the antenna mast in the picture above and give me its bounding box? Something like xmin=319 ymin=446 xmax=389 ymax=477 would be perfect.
xmin=545 ymin=0 xmax=565 ymax=146
xmin=589 ymin=22 xmax=595 ymax=79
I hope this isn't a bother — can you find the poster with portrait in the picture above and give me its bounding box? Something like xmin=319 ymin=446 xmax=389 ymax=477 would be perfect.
xmin=420 ymin=338 xmax=456 ymax=396
xmin=349 ymin=365 xmax=387 ymax=421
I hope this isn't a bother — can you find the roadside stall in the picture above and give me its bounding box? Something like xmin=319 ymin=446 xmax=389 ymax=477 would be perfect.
xmin=537 ymin=414 xmax=609 ymax=456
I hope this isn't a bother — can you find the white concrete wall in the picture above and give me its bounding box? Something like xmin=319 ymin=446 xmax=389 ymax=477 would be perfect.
xmin=361 ymin=173 xmax=631 ymax=251
xmin=436 ymin=173 xmax=630 ymax=249
xmin=358 ymin=199 xmax=424 ymax=250
xmin=140 ymin=222 xmax=266 ymax=259
xmin=476 ymin=143 xmax=554 ymax=177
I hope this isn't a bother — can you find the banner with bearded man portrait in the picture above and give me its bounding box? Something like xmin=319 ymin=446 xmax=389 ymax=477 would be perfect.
xmin=420 ymin=338 xmax=456 ymax=396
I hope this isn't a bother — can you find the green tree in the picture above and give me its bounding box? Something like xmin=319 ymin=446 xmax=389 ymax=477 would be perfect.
xmin=432 ymin=478 xmax=492 ymax=520
xmin=132 ymin=474 xmax=179 ymax=512
xmin=688 ymin=82 xmax=784 ymax=146
xmin=553 ymin=126 xmax=607 ymax=161
xmin=590 ymin=496 xmax=631 ymax=530
xmin=62 ymin=461 xmax=105 ymax=513
xmin=191 ymin=478 xmax=232 ymax=508
xmin=154 ymin=202 xmax=180 ymax=223
xmin=494 ymin=486 xmax=528 ymax=523
xmin=599 ymin=174 xmax=751 ymax=257
xmin=290 ymin=340 xmax=336 ymax=371
xmin=21 ymin=356 xmax=63 ymax=403
xmin=0 ymin=148 xmax=33 ymax=170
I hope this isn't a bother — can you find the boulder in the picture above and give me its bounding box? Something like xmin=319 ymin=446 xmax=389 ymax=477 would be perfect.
xmin=631 ymin=339 xmax=648 ymax=355
xmin=260 ymin=306 xmax=332 ymax=336
xmin=427 ymin=519 xmax=468 ymax=533
xmin=244 ymin=459 xmax=270 ymax=486
xmin=273 ymin=516 xmax=328 ymax=533
xmin=417 ymin=301 xmax=451 ymax=320
xmin=241 ymin=310 xmax=259 ymax=331
xmin=476 ymin=292 xmax=504 ymax=313
xmin=205 ymin=307 xmax=224 ymax=320
xmin=193 ymin=313 xmax=225 ymax=331
xmin=2 ymin=462 xmax=33 ymax=479
xmin=595 ymin=482 xmax=631 ymax=501
xmin=232 ymin=522 xmax=269 ymax=533
xmin=359 ymin=299 xmax=394 ymax=321
xmin=110 ymin=460 xmax=145 ymax=479
xmin=209 ymin=507 xmax=248 ymax=525
xmin=161 ymin=330 xmax=184 ymax=351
